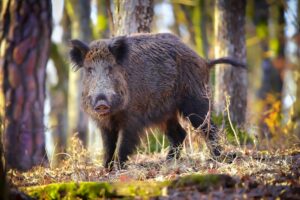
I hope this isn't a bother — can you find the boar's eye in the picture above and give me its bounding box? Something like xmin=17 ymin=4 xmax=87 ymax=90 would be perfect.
xmin=104 ymin=65 xmax=113 ymax=76
xmin=86 ymin=67 xmax=94 ymax=75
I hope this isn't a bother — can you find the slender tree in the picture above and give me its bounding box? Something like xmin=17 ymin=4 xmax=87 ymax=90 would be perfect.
xmin=47 ymin=6 xmax=72 ymax=167
xmin=214 ymin=0 xmax=247 ymax=126
xmin=0 ymin=0 xmax=52 ymax=170
xmin=0 ymin=122 xmax=7 ymax=200
xmin=113 ymin=0 xmax=154 ymax=35
xmin=256 ymin=1 xmax=285 ymax=137
xmin=48 ymin=42 xmax=69 ymax=166
xmin=293 ymin=40 xmax=300 ymax=136
xmin=66 ymin=0 xmax=92 ymax=146
xmin=290 ymin=1 xmax=300 ymax=136
xmin=94 ymin=0 xmax=110 ymax=38
xmin=179 ymin=0 xmax=209 ymax=57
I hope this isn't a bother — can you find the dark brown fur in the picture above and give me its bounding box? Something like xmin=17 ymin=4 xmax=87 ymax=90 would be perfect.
xmin=69 ymin=33 xmax=244 ymax=168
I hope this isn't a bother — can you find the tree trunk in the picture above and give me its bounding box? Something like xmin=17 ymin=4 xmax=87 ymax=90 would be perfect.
xmin=47 ymin=6 xmax=72 ymax=166
xmin=197 ymin=0 xmax=209 ymax=57
xmin=0 ymin=0 xmax=52 ymax=170
xmin=179 ymin=4 xmax=196 ymax=46
xmin=257 ymin=1 xmax=285 ymax=138
xmin=214 ymin=0 xmax=247 ymax=126
xmin=0 ymin=124 xmax=7 ymax=200
xmin=172 ymin=1 xmax=208 ymax=57
xmin=95 ymin=0 xmax=110 ymax=38
xmin=290 ymin=1 xmax=300 ymax=137
xmin=113 ymin=0 xmax=154 ymax=35
xmin=48 ymin=42 xmax=69 ymax=166
xmin=293 ymin=46 xmax=300 ymax=136
xmin=66 ymin=0 xmax=92 ymax=146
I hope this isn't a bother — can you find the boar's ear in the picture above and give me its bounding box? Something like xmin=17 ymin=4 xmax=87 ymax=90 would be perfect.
xmin=108 ymin=36 xmax=128 ymax=64
xmin=69 ymin=39 xmax=89 ymax=70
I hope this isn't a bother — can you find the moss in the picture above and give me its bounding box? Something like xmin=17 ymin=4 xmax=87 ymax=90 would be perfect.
xmin=76 ymin=182 xmax=115 ymax=199
xmin=24 ymin=182 xmax=115 ymax=199
xmin=170 ymin=174 xmax=236 ymax=191
xmin=22 ymin=174 xmax=235 ymax=199
xmin=114 ymin=181 xmax=169 ymax=197
xmin=23 ymin=181 xmax=168 ymax=199
xmin=26 ymin=182 xmax=78 ymax=199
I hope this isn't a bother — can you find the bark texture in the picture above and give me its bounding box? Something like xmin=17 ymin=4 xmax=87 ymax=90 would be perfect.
xmin=113 ymin=0 xmax=154 ymax=35
xmin=214 ymin=0 xmax=247 ymax=126
xmin=0 ymin=0 xmax=52 ymax=170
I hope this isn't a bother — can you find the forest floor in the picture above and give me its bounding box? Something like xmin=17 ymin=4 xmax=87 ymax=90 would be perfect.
xmin=8 ymin=135 xmax=300 ymax=199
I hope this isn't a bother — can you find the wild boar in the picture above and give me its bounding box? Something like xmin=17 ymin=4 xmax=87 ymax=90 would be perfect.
xmin=69 ymin=33 xmax=244 ymax=168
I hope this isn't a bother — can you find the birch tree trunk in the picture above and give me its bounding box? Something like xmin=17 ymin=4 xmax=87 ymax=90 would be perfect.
xmin=214 ymin=0 xmax=247 ymax=126
xmin=0 ymin=0 xmax=52 ymax=170
xmin=113 ymin=0 xmax=154 ymax=35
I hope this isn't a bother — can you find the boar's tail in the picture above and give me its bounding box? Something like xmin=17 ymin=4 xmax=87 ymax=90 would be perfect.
xmin=207 ymin=57 xmax=246 ymax=69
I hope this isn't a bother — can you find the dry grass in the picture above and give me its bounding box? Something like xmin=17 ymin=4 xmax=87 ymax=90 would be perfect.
xmin=8 ymin=124 xmax=300 ymax=190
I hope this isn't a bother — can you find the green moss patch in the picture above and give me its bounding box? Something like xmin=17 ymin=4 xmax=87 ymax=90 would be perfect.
xmin=170 ymin=174 xmax=236 ymax=191
xmin=24 ymin=182 xmax=114 ymax=199
xmin=22 ymin=174 xmax=237 ymax=199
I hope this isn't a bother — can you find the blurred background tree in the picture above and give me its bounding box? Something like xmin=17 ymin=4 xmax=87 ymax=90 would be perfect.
xmin=0 ymin=122 xmax=7 ymax=200
xmin=286 ymin=0 xmax=300 ymax=137
xmin=113 ymin=0 xmax=154 ymax=35
xmin=254 ymin=0 xmax=285 ymax=139
xmin=213 ymin=0 xmax=247 ymax=127
xmin=66 ymin=0 xmax=92 ymax=147
xmin=47 ymin=6 xmax=70 ymax=166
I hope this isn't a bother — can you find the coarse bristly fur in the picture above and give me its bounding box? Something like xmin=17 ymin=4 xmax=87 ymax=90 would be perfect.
xmin=69 ymin=33 xmax=245 ymax=169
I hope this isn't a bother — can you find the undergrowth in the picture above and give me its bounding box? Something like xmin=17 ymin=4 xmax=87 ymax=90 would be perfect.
xmin=8 ymin=121 xmax=300 ymax=189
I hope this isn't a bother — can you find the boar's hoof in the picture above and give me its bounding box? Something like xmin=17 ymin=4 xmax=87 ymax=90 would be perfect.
xmin=212 ymin=150 xmax=237 ymax=163
xmin=166 ymin=147 xmax=182 ymax=160
xmin=104 ymin=161 xmax=114 ymax=171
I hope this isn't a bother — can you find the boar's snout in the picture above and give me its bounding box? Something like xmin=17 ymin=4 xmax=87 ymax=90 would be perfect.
xmin=92 ymin=94 xmax=111 ymax=116
xmin=94 ymin=100 xmax=110 ymax=115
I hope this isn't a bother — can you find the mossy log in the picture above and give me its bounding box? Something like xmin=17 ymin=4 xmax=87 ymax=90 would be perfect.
xmin=22 ymin=174 xmax=235 ymax=199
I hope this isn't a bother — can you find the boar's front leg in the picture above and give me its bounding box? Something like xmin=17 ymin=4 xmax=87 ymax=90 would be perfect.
xmin=117 ymin=128 xmax=141 ymax=168
xmin=100 ymin=127 xmax=119 ymax=169
xmin=165 ymin=117 xmax=187 ymax=160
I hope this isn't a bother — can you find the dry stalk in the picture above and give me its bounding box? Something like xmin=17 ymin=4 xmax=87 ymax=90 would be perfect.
xmin=225 ymin=94 xmax=241 ymax=148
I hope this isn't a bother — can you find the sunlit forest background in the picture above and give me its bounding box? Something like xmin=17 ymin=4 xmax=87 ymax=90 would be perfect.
xmin=0 ymin=0 xmax=300 ymax=199
xmin=45 ymin=0 xmax=300 ymax=166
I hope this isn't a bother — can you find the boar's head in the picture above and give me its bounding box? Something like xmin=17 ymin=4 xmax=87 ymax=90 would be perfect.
xmin=69 ymin=36 xmax=129 ymax=120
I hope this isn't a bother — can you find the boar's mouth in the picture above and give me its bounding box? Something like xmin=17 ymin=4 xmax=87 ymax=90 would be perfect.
xmin=94 ymin=100 xmax=111 ymax=116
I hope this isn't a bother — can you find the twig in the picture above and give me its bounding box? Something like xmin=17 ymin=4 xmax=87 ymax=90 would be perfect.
xmin=146 ymin=131 xmax=151 ymax=154
xmin=225 ymin=94 xmax=241 ymax=148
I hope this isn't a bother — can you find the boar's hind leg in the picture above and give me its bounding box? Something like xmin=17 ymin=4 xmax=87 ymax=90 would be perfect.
xmin=180 ymin=97 xmax=222 ymax=157
xmin=117 ymin=128 xmax=141 ymax=168
xmin=165 ymin=117 xmax=187 ymax=160
xmin=100 ymin=127 xmax=119 ymax=169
